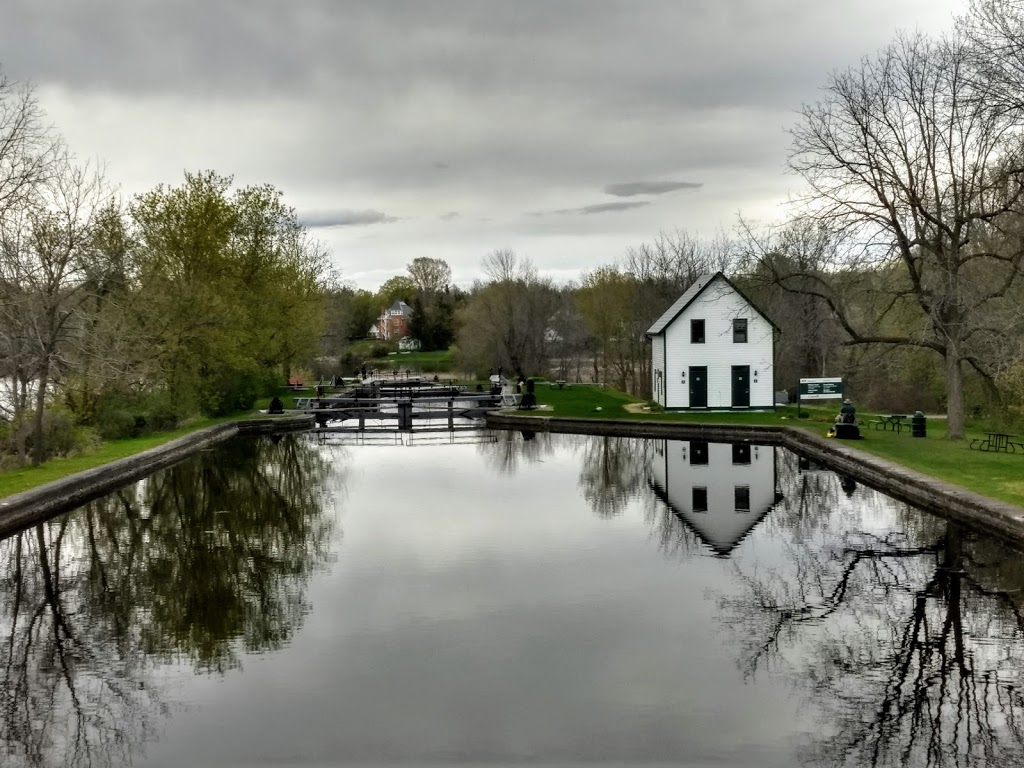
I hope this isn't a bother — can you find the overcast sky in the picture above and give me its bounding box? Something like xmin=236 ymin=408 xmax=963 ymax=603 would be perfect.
xmin=2 ymin=0 xmax=964 ymax=290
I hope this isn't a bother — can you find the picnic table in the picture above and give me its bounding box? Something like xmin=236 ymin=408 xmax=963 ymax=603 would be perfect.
xmin=970 ymin=432 xmax=1021 ymax=453
xmin=550 ymin=380 xmax=570 ymax=390
xmin=868 ymin=415 xmax=908 ymax=433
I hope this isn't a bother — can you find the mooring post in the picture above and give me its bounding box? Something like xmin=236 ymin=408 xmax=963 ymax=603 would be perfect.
xmin=358 ymin=409 xmax=365 ymax=431
xmin=448 ymin=399 xmax=454 ymax=430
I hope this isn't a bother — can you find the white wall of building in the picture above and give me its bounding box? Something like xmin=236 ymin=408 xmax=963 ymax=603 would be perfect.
xmin=658 ymin=279 xmax=774 ymax=409
xmin=650 ymin=439 xmax=777 ymax=555
xmin=651 ymin=335 xmax=666 ymax=407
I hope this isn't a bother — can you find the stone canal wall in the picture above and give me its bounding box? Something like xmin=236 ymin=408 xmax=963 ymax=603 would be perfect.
xmin=0 ymin=415 xmax=314 ymax=538
xmin=486 ymin=412 xmax=1024 ymax=545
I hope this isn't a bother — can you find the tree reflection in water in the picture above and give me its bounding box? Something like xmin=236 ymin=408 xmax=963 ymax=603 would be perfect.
xmin=577 ymin=435 xmax=651 ymax=519
xmin=479 ymin=428 xmax=556 ymax=475
xmin=719 ymin=451 xmax=1024 ymax=767
xmin=0 ymin=433 xmax=332 ymax=767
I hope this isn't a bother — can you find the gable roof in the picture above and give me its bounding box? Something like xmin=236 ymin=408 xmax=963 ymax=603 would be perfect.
xmin=649 ymin=478 xmax=772 ymax=557
xmin=389 ymin=299 xmax=413 ymax=315
xmin=645 ymin=271 xmax=780 ymax=336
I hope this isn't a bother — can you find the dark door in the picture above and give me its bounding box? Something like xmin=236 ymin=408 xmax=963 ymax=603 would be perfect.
xmin=689 ymin=366 xmax=707 ymax=408
xmin=731 ymin=365 xmax=750 ymax=408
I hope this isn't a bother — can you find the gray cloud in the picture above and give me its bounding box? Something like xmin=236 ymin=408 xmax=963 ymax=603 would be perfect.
xmin=3 ymin=0 xmax=963 ymax=288
xmin=300 ymin=210 xmax=399 ymax=228
xmin=534 ymin=201 xmax=651 ymax=217
xmin=604 ymin=181 xmax=703 ymax=197
xmin=439 ymin=211 xmax=460 ymax=221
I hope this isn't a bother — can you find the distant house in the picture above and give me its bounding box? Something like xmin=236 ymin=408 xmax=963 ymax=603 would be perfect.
xmin=649 ymin=439 xmax=779 ymax=556
xmin=367 ymin=324 xmax=381 ymax=340
xmin=647 ymin=272 xmax=778 ymax=410
xmin=398 ymin=336 xmax=421 ymax=351
xmin=377 ymin=299 xmax=414 ymax=340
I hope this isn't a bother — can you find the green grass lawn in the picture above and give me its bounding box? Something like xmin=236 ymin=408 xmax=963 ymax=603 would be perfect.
xmin=0 ymin=415 xmax=241 ymax=498
xmin=520 ymin=384 xmax=1024 ymax=508
xmin=369 ymin=349 xmax=456 ymax=372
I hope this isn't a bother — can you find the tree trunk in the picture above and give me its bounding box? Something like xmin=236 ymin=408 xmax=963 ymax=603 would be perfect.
xmin=30 ymin=369 xmax=48 ymax=467
xmin=945 ymin=350 xmax=965 ymax=440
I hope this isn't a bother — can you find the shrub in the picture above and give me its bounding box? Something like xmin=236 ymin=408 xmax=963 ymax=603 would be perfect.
xmin=93 ymin=390 xmax=187 ymax=439
xmin=0 ymin=407 xmax=100 ymax=462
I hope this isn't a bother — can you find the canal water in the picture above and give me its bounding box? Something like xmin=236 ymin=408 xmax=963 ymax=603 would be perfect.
xmin=1 ymin=431 xmax=1022 ymax=767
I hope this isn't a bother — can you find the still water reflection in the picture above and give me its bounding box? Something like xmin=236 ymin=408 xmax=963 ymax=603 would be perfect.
xmin=0 ymin=430 xmax=1021 ymax=767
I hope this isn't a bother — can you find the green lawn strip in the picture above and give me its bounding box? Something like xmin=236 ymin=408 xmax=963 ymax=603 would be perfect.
xmin=520 ymin=383 xmax=645 ymax=418
xmin=835 ymin=429 xmax=1024 ymax=508
xmin=1 ymin=382 xmax=338 ymax=499
xmin=520 ymin=385 xmax=1024 ymax=508
xmin=369 ymin=349 xmax=455 ymax=372
xmin=0 ymin=415 xmax=245 ymax=498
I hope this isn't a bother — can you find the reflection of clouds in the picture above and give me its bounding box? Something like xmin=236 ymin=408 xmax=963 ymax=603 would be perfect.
xmin=476 ymin=429 xmax=557 ymax=475
xmin=715 ymin=460 xmax=1024 ymax=768
xmin=0 ymin=433 xmax=333 ymax=767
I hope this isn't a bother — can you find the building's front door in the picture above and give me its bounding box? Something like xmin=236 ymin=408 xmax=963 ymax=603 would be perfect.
xmin=731 ymin=365 xmax=750 ymax=408
xmin=689 ymin=366 xmax=707 ymax=408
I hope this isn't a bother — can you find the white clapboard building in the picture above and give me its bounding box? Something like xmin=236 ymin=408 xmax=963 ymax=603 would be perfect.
xmin=649 ymin=439 xmax=778 ymax=556
xmin=647 ymin=272 xmax=778 ymax=409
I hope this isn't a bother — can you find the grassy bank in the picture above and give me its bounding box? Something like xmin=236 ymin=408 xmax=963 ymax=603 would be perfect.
xmin=369 ymin=348 xmax=456 ymax=373
xmin=0 ymin=382 xmax=333 ymax=498
xmin=519 ymin=383 xmax=1024 ymax=508
xmin=0 ymin=415 xmax=243 ymax=498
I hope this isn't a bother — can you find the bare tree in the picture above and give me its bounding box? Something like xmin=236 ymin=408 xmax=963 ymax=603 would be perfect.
xmin=576 ymin=229 xmax=735 ymax=398
xmin=963 ymin=0 xmax=1024 ymax=113
xmin=458 ymin=250 xmax=558 ymax=376
xmin=406 ymin=256 xmax=452 ymax=295
xmin=0 ymin=71 xmax=57 ymax=219
xmin=757 ymin=31 xmax=1024 ymax=438
xmin=0 ymin=154 xmax=109 ymax=464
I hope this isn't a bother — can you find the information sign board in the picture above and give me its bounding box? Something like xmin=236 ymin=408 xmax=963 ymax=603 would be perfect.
xmin=799 ymin=377 xmax=844 ymax=400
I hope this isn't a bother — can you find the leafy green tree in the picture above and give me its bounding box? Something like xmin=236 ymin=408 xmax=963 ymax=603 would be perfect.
xmin=375 ymin=275 xmax=415 ymax=310
xmin=129 ymin=172 xmax=326 ymax=417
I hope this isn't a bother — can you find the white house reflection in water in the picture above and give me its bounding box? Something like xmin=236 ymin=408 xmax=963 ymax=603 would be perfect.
xmin=649 ymin=439 xmax=779 ymax=556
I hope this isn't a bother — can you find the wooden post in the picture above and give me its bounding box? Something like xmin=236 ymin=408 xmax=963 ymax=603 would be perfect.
xmin=398 ymin=399 xmax=412 ymax=430
xmin=448 ymin=399 xmax=454 ymax=430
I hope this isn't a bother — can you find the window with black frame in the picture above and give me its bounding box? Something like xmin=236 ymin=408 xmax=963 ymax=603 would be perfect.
xmin=732 ymin=443 xmax=751 ymax=465
xmin=693 ymin=487 xmax=708 ymax=512
xmin=689 ymin=440 xmax=709 ymax=465
xmin=691 ymin=319 xmax=705 ymax=343
xmin=732 ymin=318 xmax=747 ymax=343
xmin=734 ymin=485 xmax=750 ymax=511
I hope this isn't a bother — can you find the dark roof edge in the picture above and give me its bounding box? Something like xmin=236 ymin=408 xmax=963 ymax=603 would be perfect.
xmin=645 ymin=271 xmax=781 ymax=336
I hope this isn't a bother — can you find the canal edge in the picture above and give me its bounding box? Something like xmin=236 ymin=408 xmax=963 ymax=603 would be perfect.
xmin=0 ymin=415 xmax=314 ymax=538
xmin=486 ymin=412 xmax=1024 ymax=545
